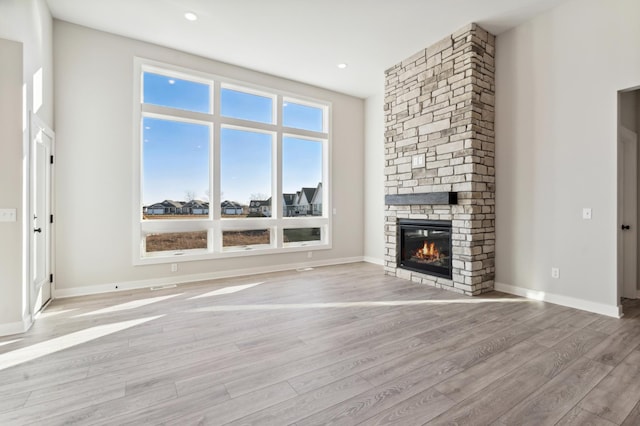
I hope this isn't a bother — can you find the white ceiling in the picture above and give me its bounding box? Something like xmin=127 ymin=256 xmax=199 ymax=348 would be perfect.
xmin=46 ymin=0 xmax=566 ymax=98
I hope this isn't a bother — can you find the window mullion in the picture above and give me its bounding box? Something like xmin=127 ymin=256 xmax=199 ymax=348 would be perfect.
xmin=274 ymin=95 xmax=284 ymax=248
xmin=212 ymin=80 xmax=222 ymax=253
xmin=142 ymin=104 xmax=213 ymax=123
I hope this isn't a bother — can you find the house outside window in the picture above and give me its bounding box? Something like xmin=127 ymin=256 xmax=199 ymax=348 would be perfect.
xmin=133 ymin=59 xmax=331 ymax=263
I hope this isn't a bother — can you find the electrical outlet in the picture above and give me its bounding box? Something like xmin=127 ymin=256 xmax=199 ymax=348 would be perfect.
xmin=582 ymin=208 xmax=592 ymax=220
xmin=170 ymin=263 xmax=178 ymax=272
xmin=412 ymin=154 xmax=425 ymax=168
xmin=551 ymin=267 xmax=560 ymax=279
xmin=0 ymin=208 xmax=17 ymax=222
xmin=307 ymin=252 xmax=313 ymax=259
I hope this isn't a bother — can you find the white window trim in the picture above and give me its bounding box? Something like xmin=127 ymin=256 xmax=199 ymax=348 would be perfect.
xmin=132 ymin=57 xmax=332 ymax=265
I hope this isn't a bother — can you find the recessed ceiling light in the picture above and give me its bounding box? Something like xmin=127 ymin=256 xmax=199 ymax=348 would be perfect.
xmin=337 ymin=63 xmax=348 ymax=69
xmin=184 ymin=12 xmax=198 ymax=21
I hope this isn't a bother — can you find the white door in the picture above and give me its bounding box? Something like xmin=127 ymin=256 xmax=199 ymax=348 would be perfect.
xmin=620 ymin=126 xmax=638 ymax=300
xmin=30 ymin=114 xmax=55 ymax=313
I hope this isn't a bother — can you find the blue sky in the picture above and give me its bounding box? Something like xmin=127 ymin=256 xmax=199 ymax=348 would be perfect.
xmin=142 ymin=72 xmax=323 ymax=205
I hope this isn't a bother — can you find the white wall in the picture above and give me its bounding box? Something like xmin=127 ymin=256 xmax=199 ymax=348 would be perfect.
xmin=364 ymin=92 xmax=385 ymax=264
xmin=0 ymin=0 xmax=53 ymax=334
xmin=53 ymin=21 xmax=365 ymax=293
xmin=495 ymin=0 xmax=640 ymax=313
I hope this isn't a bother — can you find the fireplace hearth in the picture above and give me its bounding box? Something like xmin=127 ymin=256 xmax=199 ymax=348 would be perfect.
xmin=398 ymin=219 xmax=452 ymax=279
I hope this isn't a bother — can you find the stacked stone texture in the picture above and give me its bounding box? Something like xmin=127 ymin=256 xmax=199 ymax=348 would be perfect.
xmin=384 ymin=23 xmax=495 ymax=296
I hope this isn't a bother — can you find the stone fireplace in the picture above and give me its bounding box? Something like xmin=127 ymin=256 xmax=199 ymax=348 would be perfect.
xmin=384 ymin=23 xmax=495 ymax=296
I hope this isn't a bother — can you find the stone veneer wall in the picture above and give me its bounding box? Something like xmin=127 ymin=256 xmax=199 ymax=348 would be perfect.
xmin=384 ymin=23 xmax=496 ymax=295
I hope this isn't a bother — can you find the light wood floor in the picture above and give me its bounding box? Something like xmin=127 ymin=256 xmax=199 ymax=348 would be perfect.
xmin=0 ymin=262 xmax=639 ymax=425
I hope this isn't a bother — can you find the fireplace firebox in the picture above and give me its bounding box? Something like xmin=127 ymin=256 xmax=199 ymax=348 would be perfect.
xmin=398 ymin=219 xmax=452 ymax=279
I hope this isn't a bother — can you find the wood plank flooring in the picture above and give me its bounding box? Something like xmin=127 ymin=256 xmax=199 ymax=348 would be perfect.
xmin=0 ymin=262 xmax=639 ymax=425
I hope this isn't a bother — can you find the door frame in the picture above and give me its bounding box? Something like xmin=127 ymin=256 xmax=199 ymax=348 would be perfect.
xmin=29 ymin=112 xmax=55 ymax=315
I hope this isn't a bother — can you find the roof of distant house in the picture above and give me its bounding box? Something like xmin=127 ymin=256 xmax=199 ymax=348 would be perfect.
xmin=183 ymin=199 xmax=208 ymax=208
xmin=147 ymin=200 xmax=183 ymax=208
xmin=221 ymin=200 xmax=244 ymax=208
xmin=302 ymin=187 xmax=316 ymax=203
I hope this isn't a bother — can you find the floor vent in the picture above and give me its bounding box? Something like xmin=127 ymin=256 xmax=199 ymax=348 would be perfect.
xmin=150 ymin=284 xmax=177 ymax=291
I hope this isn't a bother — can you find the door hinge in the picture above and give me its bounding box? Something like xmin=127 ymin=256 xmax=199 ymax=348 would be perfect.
xmin=49 ymin=274 xmax=53 ymax=283
xmin=50 ymin=214 xmax=53 ymax=224
xmin=50 ymin=155 xmax=54 ymax=164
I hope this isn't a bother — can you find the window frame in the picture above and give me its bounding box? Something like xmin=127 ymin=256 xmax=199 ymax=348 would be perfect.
xmin=132 ymin=58 xmax=331 ymax=265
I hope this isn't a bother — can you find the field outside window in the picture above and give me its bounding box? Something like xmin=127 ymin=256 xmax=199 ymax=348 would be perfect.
xmin=145 ymin=231 xmax=208 ymax=253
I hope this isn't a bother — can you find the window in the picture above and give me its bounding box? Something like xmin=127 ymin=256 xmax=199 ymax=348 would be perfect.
xmin=134 ymin=60 xmax=330 ymax=263
xmin=283 ymin=228 xmax=322 ymax=246
xmin=142 ymin=117 xmax=210 ymax=220
xmin=222 ymin=229 xmax=271 ymax=249
xmin=282 ymin=136 xmax=323 ymax=217
xmin=220 ymin=127 xmax=273 ymax=219
xmin=220 ymin=86 xmax=274 ymax=124
xmin=283 ymin=100 xmax=325 ymax=132
xmin=145 ymin=231 xmax=208 ymax=253
xmin=143 ymin=72 xmax=211 ymax=113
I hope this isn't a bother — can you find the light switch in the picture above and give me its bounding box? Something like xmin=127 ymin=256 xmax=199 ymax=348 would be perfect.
xmin=582 ymin=208 xmax=592 ymax=220
xmin=0 ymin=208 xmax=17 ymax=222
xmin=412 ymin=154 xmax=425 ymax=168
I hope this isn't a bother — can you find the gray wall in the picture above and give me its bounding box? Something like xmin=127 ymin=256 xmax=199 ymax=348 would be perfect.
xmin=0 ymin=0 xmax=53 ymax=333
xmin=0 ymin=39 xmax=25 ymax=330
xmin=364 ymin=92 xmax=384 ymax=264
xmin=495 ymin=0 xmax=640 ymax=310
xmin=53 ymin=21 xmax=365 ymax=293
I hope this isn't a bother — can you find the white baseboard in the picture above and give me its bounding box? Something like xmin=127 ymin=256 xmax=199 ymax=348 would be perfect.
xmin=495 ymin=282 xmax=622 ymax=318
xmin=0 ymin=315 xmax=33 ymax=337
xmin=363 ymin=256 xmax=384 ymax=266
xmin=55 ymin=256 xmax=366 ymax=299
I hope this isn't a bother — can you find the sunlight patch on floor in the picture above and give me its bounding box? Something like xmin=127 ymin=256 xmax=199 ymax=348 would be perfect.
xmin=73 ymin=294 xmax=181 ymax=317
xmin=189 ymin=298 xmax=531 ymax=312
xmin=0 ymin=316 xmax=163 ymax=371
xmin=35 ymin=308 xmax=78 ymax=319
xmin=189 ymin=282 xmax=264 ymax=299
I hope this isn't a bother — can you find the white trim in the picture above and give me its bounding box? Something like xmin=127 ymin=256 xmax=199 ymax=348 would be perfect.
xmin=0 ymin=315 xmax=33 ymax=337
xmin=54 ymin=257 xmax=365 ymax=299
xmin=495 ymin=282 xmax=622 ymax=318
xmin=363 ymin=256 xmax=384 ymax=266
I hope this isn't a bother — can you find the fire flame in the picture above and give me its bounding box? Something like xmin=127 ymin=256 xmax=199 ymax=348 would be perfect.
xmin=415 ymin=241 xmax=440 ymax=261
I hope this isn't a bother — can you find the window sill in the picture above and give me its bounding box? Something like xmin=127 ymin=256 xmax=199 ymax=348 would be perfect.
xmin=134 ymin=243 xmax=332 ymax=266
